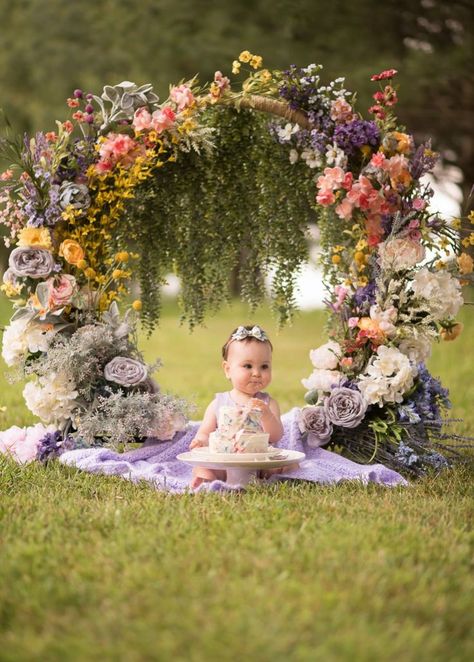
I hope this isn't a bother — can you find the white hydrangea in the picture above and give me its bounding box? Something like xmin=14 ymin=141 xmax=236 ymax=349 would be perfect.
xmin=23 ymin=373 xmax=79 ymax=425
xmin=1 ymin=318 xmax=52 ymax=367
xmin=398 ymin=329 xmax=434 ymax=364
xmin=411 ymin=269 xmax=463 ymax=320
xmin=309 ymin=340 xmax=342 ymax=370
xmin=302 ymin=368 xmax=342 ymax=393
xmin=357 ymin=345 xmax=417 ymax=406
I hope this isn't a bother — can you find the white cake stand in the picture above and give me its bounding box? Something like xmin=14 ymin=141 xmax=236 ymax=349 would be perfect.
xmin=177 ymin=448 xmax=305 ymax=486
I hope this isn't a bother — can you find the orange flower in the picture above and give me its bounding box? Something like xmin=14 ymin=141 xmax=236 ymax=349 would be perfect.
xmin=59 ymin=239 xmax=85 ymax=265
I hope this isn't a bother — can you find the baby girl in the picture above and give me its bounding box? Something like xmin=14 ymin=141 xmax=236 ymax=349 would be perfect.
xmin=189 ymin=324 xmax=284 ymax=488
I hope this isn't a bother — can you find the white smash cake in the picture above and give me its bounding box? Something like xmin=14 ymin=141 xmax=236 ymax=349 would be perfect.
xmin=208 ymin=404 xmax=270 ymax=453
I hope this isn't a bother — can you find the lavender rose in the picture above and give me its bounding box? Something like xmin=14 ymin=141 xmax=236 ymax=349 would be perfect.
xmin=59 ymin=182 xmax=91 ymax=211
xmin=324 ymin=387 xmax=367 ymax=428
xmin=9 ymin=247 xmax=55 ymax=280
xmin=104 ymin=356 xmax=147 ymax=387
xmin=298 ymin=406 xmax=333 ymax=447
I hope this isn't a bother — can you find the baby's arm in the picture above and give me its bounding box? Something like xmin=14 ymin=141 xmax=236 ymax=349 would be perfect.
xmin=251 ymin=397 xmax=284 ymax=444
xmin=189 ymin=400 xmax=217 ymax=449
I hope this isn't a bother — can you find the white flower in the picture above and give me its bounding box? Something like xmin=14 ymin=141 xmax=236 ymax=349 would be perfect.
xmin=411 ymin=269 xmax=463 ymax=320
xmin=309 ymin=340 xmax=341 ymax=370
xmin=289 ymin=149 xmax=299 ymax=164
xmin=369 ymin=304 xmax=397 ymax=337
xmin=378 ymin=238 xmax=425 ymax=271
xmin=358 ymin=345 xmax=417 ymax=406
xmin=23 ymin=373 xmax=79 ymax=425
xmin=302 ymin=368 xmax=342 ymax=393
xmin=398 ymin=329 xmax=433 ymax=364
xmin=2 ymin=317 xmax=53 ymax=367
xmin=325 ymin=142 xmax=347 ymax=168
xmin=301 ymin=148 xmax=322 ymax=169
xmin=277 ymin=123 xmax=299 ymax=142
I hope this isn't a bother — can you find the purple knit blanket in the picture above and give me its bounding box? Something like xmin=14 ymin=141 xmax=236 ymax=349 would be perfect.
xmin=59 ymin=408 xmax=408 ymax=492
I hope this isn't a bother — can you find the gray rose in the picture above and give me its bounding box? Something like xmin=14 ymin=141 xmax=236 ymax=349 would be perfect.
xmin=9 ymin=247 xmax=55 ymax=280
xmin=324 ymin=387 xmax=367 ymax=428
xmin=104 ymin=356 xmax=148 ymax=387
xmin=298 ymin=406 xmax=333 ymax=447
xmin=59 ymin=182 xmax=91 ymax=211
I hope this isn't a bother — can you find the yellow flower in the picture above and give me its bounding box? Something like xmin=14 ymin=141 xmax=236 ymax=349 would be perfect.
xmin=132 ymin=300 xmax=142 ymax=311
xmin=115 ymin=251 xmax=129 ymax=263
xmin=84 ymin=267 xmax=96 ymax=279
xmin=469 ymin=210 xmax=474 ymax=224
xmin=355 ymin=239 xmax=368 ymax=251
xmin=17 ymin=227 xmax=52 ymax=249
xmin=250 ymin=55 xmax=263 ymax=69
xmin=0 ymin=281 xmax=22 ymax=298
xmin=435 ymin=260 xmax=445 ymax=270
xmin=232 ymin=60 xmax=241 ymax=75
xmin=354 ymin=251 xmax=366 ymax=264
xmin=112 ymin=269 xmax=123 ymax=280
xmin=331 ymin=254 xmax=341 ymax=265
xmin=239 ymin=50 xmax=252 ymax=63
xmin=457 ymin=252 xmax=473 ymax=274
xmin=360 ymin=145 xmax=372 ymax=158
xmin=59 ymin=239 xmax=85 ymax=265
xmin=357 ymin=276 xmax=369 ymax=287
xmin=462 ymin=237 xmax=470 ymax=248
xmin=77 ymin=259 xmax=88 ymax=270
xmin=259 ymin=69 xmax=272 ymax=82
xmin=451 ymin=218 xmax=462 ymax=230
xmin=392 ymin=131 xmax=412 ymax=154
xmin=441 ymin=323 xmax=463 ymax=342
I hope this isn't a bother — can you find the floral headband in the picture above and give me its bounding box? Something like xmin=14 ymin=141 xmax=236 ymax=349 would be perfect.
xmin=230 ymin=325 xmax=269 ymax=343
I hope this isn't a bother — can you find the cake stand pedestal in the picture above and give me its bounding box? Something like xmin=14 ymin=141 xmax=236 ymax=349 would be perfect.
xmin=177 ymin=449 xmax=305 ymax=486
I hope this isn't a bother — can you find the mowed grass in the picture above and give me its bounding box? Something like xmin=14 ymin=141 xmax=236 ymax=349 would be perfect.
xmin=1 ymin=296 xmax=473 ymax=661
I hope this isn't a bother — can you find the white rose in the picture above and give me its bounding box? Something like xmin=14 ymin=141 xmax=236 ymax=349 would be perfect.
xmin=358 ymin=346 xmax=417 ymax=406
xmin=2 ymin=318 xmax=29 ymax=366
xmin=398 ymin=335 xmax=432 ymax=364
xmin=378 ymin=237 xmax=425 ymax=271
xmin=411 ymin=269 xmax=463 ymax=320
xmin=309 ymin=340 xmax=341 ymax=370
xmin=302 ymin=368 xmax=342 ymax=393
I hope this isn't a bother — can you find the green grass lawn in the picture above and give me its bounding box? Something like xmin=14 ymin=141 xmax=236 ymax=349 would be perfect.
xmin=1 ymin=297 xmax=473 ymax=661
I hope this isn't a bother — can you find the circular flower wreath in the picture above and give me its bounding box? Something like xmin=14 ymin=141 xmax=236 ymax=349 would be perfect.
xmin=0 ymin=51 xmax=472 ymax=473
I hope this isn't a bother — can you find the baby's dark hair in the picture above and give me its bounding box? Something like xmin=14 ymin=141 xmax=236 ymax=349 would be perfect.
xmin=222 ymin=325 xmax=273 ymax=359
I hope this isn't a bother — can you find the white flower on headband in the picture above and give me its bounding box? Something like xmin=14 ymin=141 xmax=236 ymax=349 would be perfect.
xmin=231 ymin=325 xmax=269 ymax=342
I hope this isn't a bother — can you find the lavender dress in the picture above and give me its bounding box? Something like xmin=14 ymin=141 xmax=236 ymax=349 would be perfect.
xmin=59 ymin=391 xmax=408 ymax=492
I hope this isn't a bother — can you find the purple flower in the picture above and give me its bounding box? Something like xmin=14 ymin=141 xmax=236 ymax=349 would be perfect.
xmin=352 ymin=281 xmax=377 ymax=312
xmin=104 ymin=356 xmax=148 ymax=387
xmin=36 ymin=430 xmax=76 ymax=462
xmin=298 ymin=406 xmax=333 ymax=447
xmin=9 ymin=247 xmax=55 ymax=279
xmin=334 ymin=119 xmax=380 ymax=155
xmin=324 ymin=387 xmax=368 ymax=428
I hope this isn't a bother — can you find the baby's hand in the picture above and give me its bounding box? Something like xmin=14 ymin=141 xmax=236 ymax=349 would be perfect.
xmin=190 ymin=436 xmax=208 ymax=450
xmin=249 ymin=399 xmax=270 ymax=416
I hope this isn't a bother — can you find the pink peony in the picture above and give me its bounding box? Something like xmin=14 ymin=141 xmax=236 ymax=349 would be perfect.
xmin=133 ymin=107 xmax=153 ymax=131
xmin=335 ymin=198 xmax=354 ymax=220
xmin=170 ymin=85 xmax=195 ymax=110
xmin=330 ymin=98 xmax=354 ymax=123
xmin=0 ymin=423 xmax=55 ymax=464
xmin=378 ymin=237 xmax=426 ymax=271
xmin=151 ymin=106 xmax=176 ymax=133
xmin=47 ymin=274 xmax=77 ymax=309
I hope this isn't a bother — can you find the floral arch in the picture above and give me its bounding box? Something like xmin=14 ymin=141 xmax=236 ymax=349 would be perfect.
xmin=0 ymin=52 xmax=472 ymax=474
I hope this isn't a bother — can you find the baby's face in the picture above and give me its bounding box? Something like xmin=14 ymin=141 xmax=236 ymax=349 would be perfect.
xmin=223 ymin=340 xmax=273 ymax=395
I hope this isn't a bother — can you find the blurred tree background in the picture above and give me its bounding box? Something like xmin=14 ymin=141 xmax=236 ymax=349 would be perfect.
xmin=0 ymin=0 xmax=472 ymax=267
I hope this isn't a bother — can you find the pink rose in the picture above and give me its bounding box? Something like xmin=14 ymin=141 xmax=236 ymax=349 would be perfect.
xmin=151 ymin=106 xmax=176 ymax=133
xmin=330 ymin=98 xmax=354 ymax=123
xmin=348 ymin=317 xmax=359 ymax=328
xmin=47 ymin=274 xmax=77 ymax=309
xmin=170 ymin=85 xmax=195 ymax=110
xmin=0 ymin=423 xmax=55 ymax=464
xmin=412 ymin=198 xmax=426 ymax=211
xmin=133 ymin=107 xmax=152 ymax=131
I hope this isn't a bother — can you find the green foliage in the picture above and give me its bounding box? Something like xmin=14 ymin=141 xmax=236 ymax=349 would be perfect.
xmin=122 ymin=107 xmax=317 ymax=330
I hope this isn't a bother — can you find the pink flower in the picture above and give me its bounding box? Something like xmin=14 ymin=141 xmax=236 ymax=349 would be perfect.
xmin=348 ymin=317 xmax=360 ymax=328
xmin=214 ymin=71 xmax=230 ymax=91
xmin=371 ymin=69 xmax=398 ymax=81
xmin=408 ymin=229 xmax=422 ymax=241
xmin=96 ymin=132 xmax=144 ymax=171
xmin=316 ymin=189 xmax=336 ymax=206
xmin=46 ymin=274 xmax=77 ymax=309
xmin=370 ymin=152 xmax=386 ymax=168
xmin=0 ymin=423 xmax=55 ymax=464
xmin=170 ymin=84 xmax=195 ymax=110
xmin=331 ymin=285 xmax=348 ymax=312
xmin=340 ymin=357 xmax=353 ymax=368
xmin=330 ymin=98 xmax=354 ymax=123
xmin=151 ymin=106 xmax=176 ymax=133
xmin=368 ymin=104 xmax=386 ymax=119
xmin=133 ymin=107 xmax=152 ymax=131
xmin=0 ymin=169 xmax=13 ymax=181
xmin=412 ymin=198 xmax=426 ymax=211
xmin=335 ymin=198 xmax=353 ymax=220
